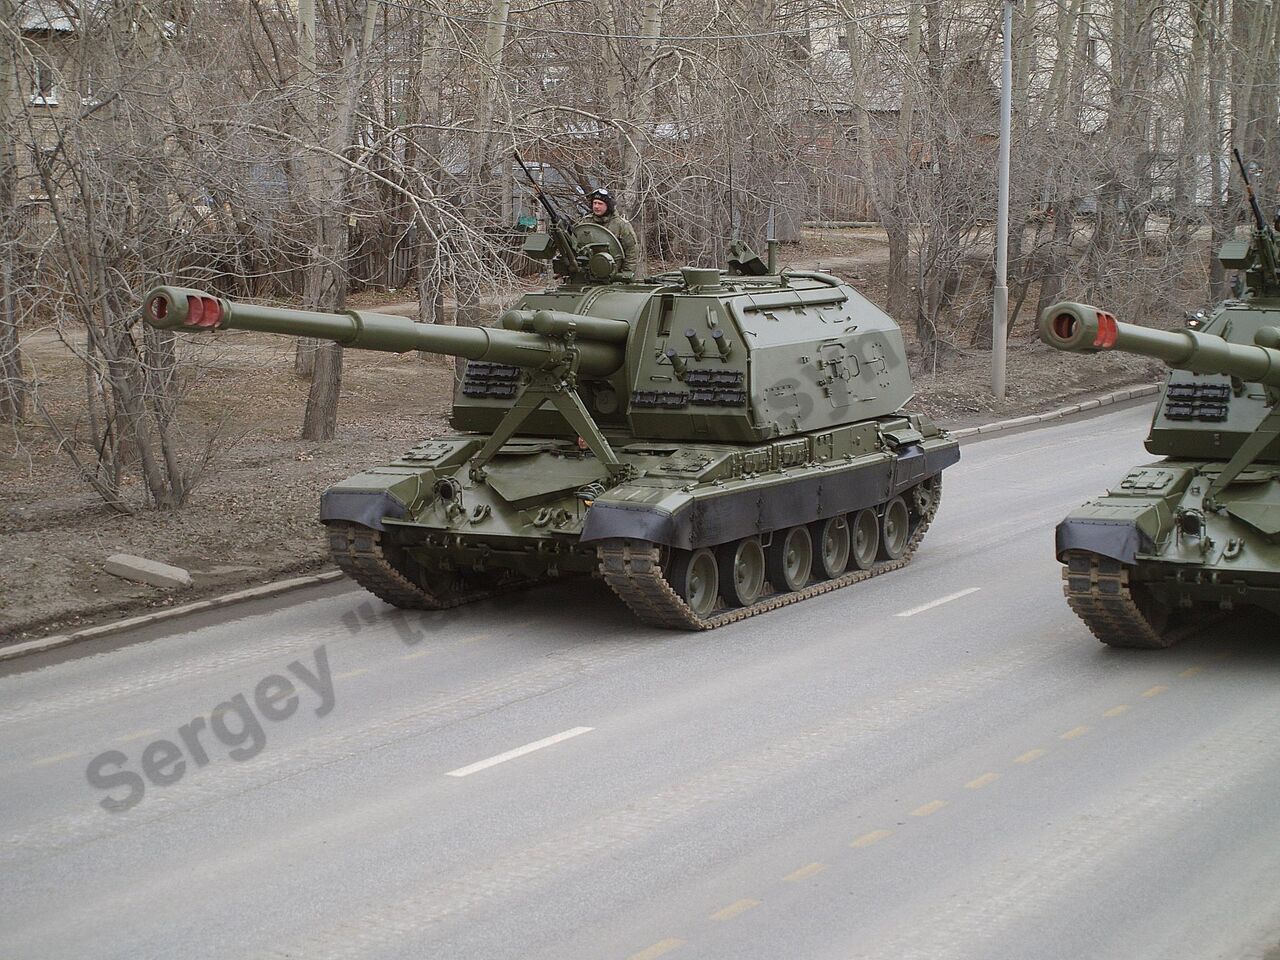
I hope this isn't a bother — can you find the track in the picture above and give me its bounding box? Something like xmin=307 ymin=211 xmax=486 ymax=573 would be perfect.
xmin=598 ymin=480 xmax=941 ymax=630
xmin=326 ymin=521 xmax=505 ymax=610
xmin=1060 ymin=550 xmax=1191 ymax=648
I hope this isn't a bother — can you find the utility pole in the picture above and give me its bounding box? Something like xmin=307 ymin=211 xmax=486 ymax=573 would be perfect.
xmin=992 ymin=0 xmax=1012 ymax=398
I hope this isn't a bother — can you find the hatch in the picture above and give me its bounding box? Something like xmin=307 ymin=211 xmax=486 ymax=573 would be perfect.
xmin=483 ymin=456 xmax=610 ymax=506
xmin=1225 ymin=502 xmax=1280 ymax=537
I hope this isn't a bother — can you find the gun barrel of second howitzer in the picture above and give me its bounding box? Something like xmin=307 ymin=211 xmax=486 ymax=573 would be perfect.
xmin=142 ymin=286 xmax=625 ymax=377
xmin=1039 ymin=301 xmax=1280 ymax=388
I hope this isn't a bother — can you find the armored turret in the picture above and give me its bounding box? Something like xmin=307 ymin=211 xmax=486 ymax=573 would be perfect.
xmin=143 ymin=234 xmax=958 ymax=629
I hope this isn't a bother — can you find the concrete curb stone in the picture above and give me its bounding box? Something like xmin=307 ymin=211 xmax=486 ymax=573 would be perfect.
xmin=0 ymin=571 xmax=346 ymax=663
xmin=4 ymin=382 xmax=1162 ymax=662
xmin=104 ymin=553 xmax=193 ymax=589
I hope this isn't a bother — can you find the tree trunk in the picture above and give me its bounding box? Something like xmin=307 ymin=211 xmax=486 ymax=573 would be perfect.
xmin=0 ymin=0 xmax=25 ymax=422
xmin=891 ymin=1 xmax=924 ymax=318
xmin=299 ymin=0 xmax=376 ymax=441
xmin=470 ymin=0 xmax=512 ymax=197
xmin=294 ymin=0 xmax=320 ymax=378
xmin=1036 ymin=0 xmax=1087 ymax=316
xmin=1205 ymin=0 xmax=1227 ymax=302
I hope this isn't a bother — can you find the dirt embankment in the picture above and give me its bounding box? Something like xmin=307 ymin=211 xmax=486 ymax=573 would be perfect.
xmin=1 ymin=229 xmax=1164 ymax=643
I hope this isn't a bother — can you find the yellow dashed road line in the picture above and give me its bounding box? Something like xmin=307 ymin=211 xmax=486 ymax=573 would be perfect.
xmin=783 ymin=862 xmax=827 ymax=882
xmin=709 ymin=899 xmax=760 ymax=921
xmin=851 ymin=829 xmax=893 ymax=848
xmin=31 ymin=751 xmax=78 ymax=767
xmin=400 ymin=650 xmax=432 ymax=661
xmin=910 ymin=800 xmax=947 ymax=817
xmin=627 ymin=670 xmax=1204 ymax=960
xmin=116 ymin=728 xmax=160 ymax=743
xmin=628 ymin=938 xmax=685 ymax=960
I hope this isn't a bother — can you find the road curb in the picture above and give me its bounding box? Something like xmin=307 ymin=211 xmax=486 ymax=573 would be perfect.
xmin=0 ymin=571 xmax=347 ymax=664
xmin=949 ymin=383 xmax=1159 ymax=440
xmin=5 ymin=382 xmax=1161 ymax=662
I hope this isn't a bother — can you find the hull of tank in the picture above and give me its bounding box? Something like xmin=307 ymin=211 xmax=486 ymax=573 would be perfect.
xmin=1057 ymin=460 xmax=1280 ymax=631
xmin=319 ymin=412 xmax=959 ymax=626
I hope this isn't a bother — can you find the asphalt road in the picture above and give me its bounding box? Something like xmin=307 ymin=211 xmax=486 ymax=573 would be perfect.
xmin=4 ymin=401 xmax=1280 ymax=960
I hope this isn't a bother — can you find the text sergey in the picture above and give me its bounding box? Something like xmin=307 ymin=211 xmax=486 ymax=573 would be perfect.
xmin=85 ymin=645 xmax=334 ymax=812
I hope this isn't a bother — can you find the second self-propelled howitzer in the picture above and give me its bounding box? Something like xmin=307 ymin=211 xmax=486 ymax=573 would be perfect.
xmin=1039 ymin=295 xmax=1280 ymax=647
xmin=144 ymin=237 xmax=958 ymax=629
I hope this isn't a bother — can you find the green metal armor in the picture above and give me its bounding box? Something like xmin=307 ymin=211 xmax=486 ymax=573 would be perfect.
xmin=1039 ymin=191 xmax=1280 ymax=646
xmin=142 ymin=226 xmax=958 ymax=629
xmin=581 ymin=212 xmax=639 ymax=273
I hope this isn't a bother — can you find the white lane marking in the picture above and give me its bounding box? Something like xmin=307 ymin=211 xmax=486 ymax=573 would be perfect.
xmin=446 ymin=727 xmax=594 ymax=778
xmin=895 ymin=587 xmax=981 ymax=618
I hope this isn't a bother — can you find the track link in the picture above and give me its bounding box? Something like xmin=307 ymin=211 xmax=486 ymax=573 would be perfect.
xmin=1061 ymin=550 xmax=1182 ymax=648
xmin=326 ymin=520 xmax=503 ymax=610
xmin=597 ymin=480 xmax=942 ymax=630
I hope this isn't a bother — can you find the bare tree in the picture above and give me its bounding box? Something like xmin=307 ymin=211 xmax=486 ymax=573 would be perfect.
xmin=298 ymin=0 xmax=377 ymax=441
xmin=0 ymin=0 xmax=25 ymax=423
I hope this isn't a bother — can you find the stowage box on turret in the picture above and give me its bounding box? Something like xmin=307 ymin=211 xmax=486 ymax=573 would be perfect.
xmin=144 ymin=222 xmax=959 ymax=629
xmin=1039 ymin=196 xmax=1280 ymax=646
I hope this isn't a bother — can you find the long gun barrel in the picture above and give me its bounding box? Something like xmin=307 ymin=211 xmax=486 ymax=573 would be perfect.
xmin=142 ymin=286 xmax=626 ymax=377
xmin=1039 ymin=301 xmax=1280 ymax=390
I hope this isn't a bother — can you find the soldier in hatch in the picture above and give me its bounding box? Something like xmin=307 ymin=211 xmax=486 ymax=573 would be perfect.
xmin=580 ymin=187 xmax=639 ymax=275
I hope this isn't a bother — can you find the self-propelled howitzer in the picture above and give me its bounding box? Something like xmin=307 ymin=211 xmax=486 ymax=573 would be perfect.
xmin=1038 ymin=298 xmax=1280 ymax=647
xmin=143 ymin=251 xmax=958 ymax=630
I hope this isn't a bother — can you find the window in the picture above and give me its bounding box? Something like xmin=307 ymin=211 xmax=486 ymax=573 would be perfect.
xmin=388 ymin=70 xmax=409 ymax=105
xmin=541 ymin=64 xmax=568 ymax=90
xmin=31 ymin=61 xmax=58 ymax=105
xmin=79 ymin=69 xmax=99 ymax=106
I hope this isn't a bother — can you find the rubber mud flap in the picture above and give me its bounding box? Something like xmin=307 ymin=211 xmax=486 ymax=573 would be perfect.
xmin=581 ymin=503 xmax=681 ymax=546
xmin=319 ymin=490 xmax=407 ymax=531
xmin=1055 ymin=518 xmax=1147 ymax=564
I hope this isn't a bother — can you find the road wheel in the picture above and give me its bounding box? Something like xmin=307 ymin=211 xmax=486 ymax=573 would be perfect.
xmin=849 ymin=508 xmax=880 ymax=570
xmin=878 ymin=496 xmax=911 ymax=560
xmin=765 ymin=525 xmax=812 ymax=593
xmin=718 ymin=537 xmax=766 ymax=607
xmin=669 ymin=548 xmax=719 ymax=618
xmin=810 ymin=515 xmax=850 ymax=580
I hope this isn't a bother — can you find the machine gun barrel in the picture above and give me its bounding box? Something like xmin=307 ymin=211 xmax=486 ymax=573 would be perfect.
xmin=1233 ymin=148 xmax=1280 ymax=282
xmin=1039 ymin=301 xmax=1280 ymax=389
xmin=142 ymin=286 xmax=625 ymax=377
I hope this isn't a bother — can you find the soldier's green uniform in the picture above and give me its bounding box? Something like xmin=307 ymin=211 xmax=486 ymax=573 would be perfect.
xmin=581 ymin=188 xmax=638 ymax=274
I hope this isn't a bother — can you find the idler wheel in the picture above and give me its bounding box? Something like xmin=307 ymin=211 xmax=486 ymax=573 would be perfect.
xmin=878 ymin=496 xmax=911 ymax=561
xmin=849 ymin=508 xmax=880 ymax=570
xmin=810 ymin=515 xmax=851 ymax=580
xmin=718 ymin=537 xmax=766 ymax=607
xmin=765 ymin=525 xmax=813 ymax=593
xmin=669 ymin=547 xmax=719 ymax=618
